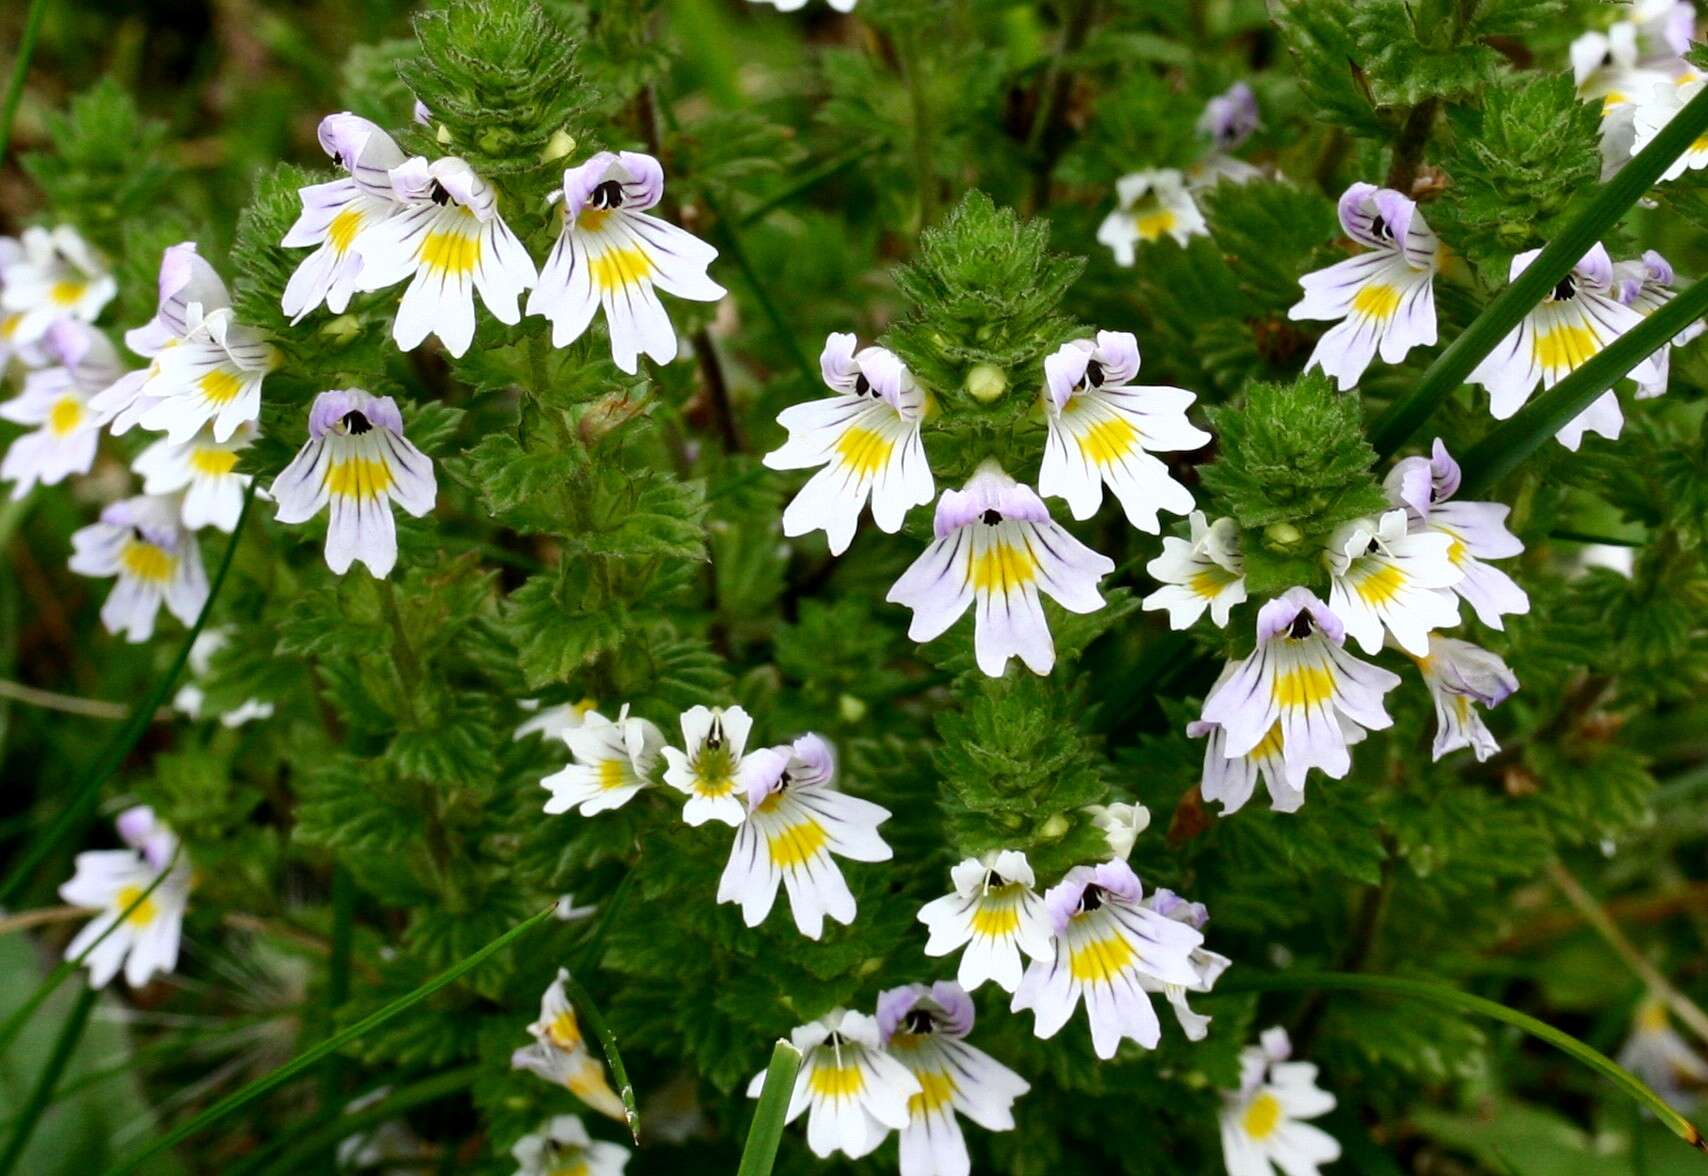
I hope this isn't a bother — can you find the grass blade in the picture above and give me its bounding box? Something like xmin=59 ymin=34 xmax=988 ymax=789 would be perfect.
xmin=736 ymin=1039 xmax=803 ymax=1176
xmin=1369 ymin=83 xmax=1708 ymax=458
xmin=0 ymin=984 xmax=98 ymax=1175
xmin=101 ymin=902 xmax=557 ymax=1176
xmin=1223 ymin=970 xmax=1708 ymax=1154
xmin=556 ymin=969 xmax=641 ymax=1144
xmin=0 ymin=483 xmax=257 ymax=906
xmin=0 ymin=0 xmax=49 ymax=161
xmin=1456 ymin=275 xmax=1708 ymax=496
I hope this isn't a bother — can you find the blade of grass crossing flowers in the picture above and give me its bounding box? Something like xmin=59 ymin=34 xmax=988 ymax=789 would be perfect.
xmin=736 ymin=1039 xmax=804 ymax=1176
xmin=1457 ymin=275 xmax=1708 ymax=496
xmin=0 ymin=984 xmax=99 ymax=1175
xmin=557 ymin=969 xmax=641 ymax=1144
xmin=1223 ymin=971 xmax=1708 ymax=1154
xmin=0 ymin=483 xmax=257 ymax=907
xmin=1369 ymin=82 xmax=1708 ymax=458
xmin=101 ymin=902 xmax=558 ymax=1176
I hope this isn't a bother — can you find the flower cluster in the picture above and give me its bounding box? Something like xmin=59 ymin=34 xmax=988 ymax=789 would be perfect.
xmin=510 ymin=968 xmax=629 ymax=1122
xmin=58 ymin=806 xmax=192 ymax=989
xmin=1220 ymin=1028 xmax=1340 ymax=1176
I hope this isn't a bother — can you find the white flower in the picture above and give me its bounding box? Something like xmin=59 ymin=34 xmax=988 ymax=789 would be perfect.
xmin=58 ymin=806 xmax=191 ymax=988
xmin=1198 ymin=588 xmax=1401 ymax=787
xmin=270 ymin=389 xmax=437 ymax=578
xmin=172 ymin=627 xmax=275 ymax=727
xmin=1325 ymin=508 xmax=1462 ymax=657
xmin=281 ymin=113 xmax=409 ymax=322
xmin=1415 ymin=636 xmax=1518 ymax=762
xmin=877 ymin=982 xmax=1029 ymax=1176
xmin=1086 ymin=802 xmax=1151 ymax=861
xmin=717 ymin=733 xmax=891 ymax=939
xmin=541 ymin=705 xmax=665 ymax=817
xmin=1612 ymin=249 xmax=1705 ymax=397
xmin=1289 ymin=183 xmax=1439 ymax=390
xmin=1197 ymin=81 xmax=1261 ymax=152
xmin=661 ymin=704 xmax=753 ymax=828
xmin=0 ymin=234 xmax=42 ymax=370
xmin=1143 ymin=511 xmax=1247 ymax=629
xmin=0 ymin=225 xmax=115 ymax=348
xmin=1140 ymin=889 xmax=1231 ymax=1041
xmin=511 ymin=968 xmax=628 ymax=1122
xmin=887 ymin=462 xmax=1116 ymax=678
xmin=745 ymin=1009 xmax=919 ymax=1160
xmin=1 ymin=321 xmax=117 ymax=498
xmin=763 ymin=334 xmax=934 ymax=555
xmin=1097 ymin=170 xmax=1206 ymax=264
xmin=352 ymin=155 xmax=536 ymax=357
xmin=1384 ymin=438 xmax=1530 ymax=629
xmin=132 ymin=305 xmax=278 ymax=445
xmin=511 ymin=1115 xmax=629 ymax=1176
xmin=1038 ymin=330 xmax=1211 ymax=532
xmin=747 ymin=0 xmax=858 ymax=10
xmin=1630 ymin=72 xmax=1708 ymax=181
xmin=89 ymin=242 xmax=233 ymax=435
xmin=1619 ymin=996 xmax=1708 ymax=1111
xmin=1467 ymin=241 xmax=1660 ymax=450
xmin=1571 ymin=19 xmax=1691 ymax=172
xmin=514 ymin=697 xmax=598 ymax=742
xmin=1221 ymin=1028 xmax=1340 ymax=1176
xmin=69 ymin=494 xmax=209 ymax=643
xmin=133 ymin=420 xmax=258 ymax=533
xmin=527 ymin=151 xmax=724 ymax=373
xmin=917 ymin=850 xmax=1053 ymax=995
xmin=1010 ymin=860 xmax=1207 ymax=1059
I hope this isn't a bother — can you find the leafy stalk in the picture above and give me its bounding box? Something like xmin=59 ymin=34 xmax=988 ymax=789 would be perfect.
xmin=735 ymin=1039 xmax=803 ymax=1176
xmin=0 ymin=483 xmax=258 ymax=906
xmin=557 ymin=969 xmax=641 ymax=1143
xmin=1456 ymin=276 xmax=1708 ymax=495
xmin=0 ymin=984 xmax=98 ymax=1175
xmin=0 ymin=0 xmax=49 ymax=161
xmin=102 ymin=903 xmax=557 ymax=1176
xmin=1369 ymin=83 xmax=1708 ymax=457
xmin=1223 ymin=970 xmax=1708 ymax=1153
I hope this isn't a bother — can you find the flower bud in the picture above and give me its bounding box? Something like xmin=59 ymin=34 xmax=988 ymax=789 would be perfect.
xmin=965 ymin=363 xmax=1007 ymax=404
xmin=541 ymin=128 xmax=576 ymax=163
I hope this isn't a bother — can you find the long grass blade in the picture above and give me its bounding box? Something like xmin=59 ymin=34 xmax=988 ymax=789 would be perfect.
xmin=0 ymin=0 xmax=50 ymax=162
xmin=1368 ymin=83 xmax=1708 ymax=457
xmin=0 ymin=984 xmax=98 ymax=1175
xmin=1223 ymin=970 xmax=1708 ymax=1153
xmin=556 ymin=968 xmax=640 ymax=1144
xmin=735 ymin=1039 xmax=803 ymax=1176
xmin=101 ymin=902 xmax=557 ymax=1176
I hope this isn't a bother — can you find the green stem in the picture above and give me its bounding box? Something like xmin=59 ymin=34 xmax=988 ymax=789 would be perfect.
xmin=319 ymin=864 xmax=355 ymax=1131
xmin=375 ymin=578 xmax=422 ymax=724
xmin=738 ymin=142 xmax=882 ymax=228
xmin=1222 ymin=970 xmax=1708 ymax=1154
xmin=735 ymin=1039 xmax=804 ymax=1176
xmin=0 ymin=984 xmax=98 ymax=1175
xmin=0 ymin=483 xmax=257 ymax=906
xmin=700 ymin=187 xmax=817 ymax=388
xmin=101 ymin=904 xmax=557 ymax=1176
xmin=0 ymin=0 xmax=49 ymax=161
xmin=1457 ymin=275 xmax=1708 ymax=495
xmin=1369 ymin=82 xmax=1708 ymax=458
xmin=556 ymin=969 xmax=641 ymax=1143
xmin=898 ymin=34 xmax=938 ymax=230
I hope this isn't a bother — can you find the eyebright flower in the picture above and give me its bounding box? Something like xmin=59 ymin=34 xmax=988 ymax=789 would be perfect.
xmin=1198 ymin=588 xmax=1401 ymax=787
xmin=1097 ymin=170 xmax=1207 ymax=264
xmin=1 ymin=321 xmax=117 ymax=498
xmin=877 ymin=981 xmax=1029 ymax=1176
xmin=133 ymin=420 xmax=258 ymax=533
xmin=1039 ymin=330 xmax=1211 ymax=532
xmin=514 ymin=697 xmax=598 ymax=742
xmin=1325 ymin=508 xmax=1462 ymax=658
xmin=745 ymin=1009 xmax=919 ymax=1160
xmin=541 ymin=705 xmax=666 ymax=817
xmin=89 ymin=242 xmax=233 ymax=435
xmin=511 ymin=1115 xmax=629 ymax=1176
xmin=270 ymin=389 xmax=437 ymax=578
xmin=661 ymin=704 xmax=753 ymax=828
xmin=1571 ymin=22 xmax=1687 ymax=171
xmin=173 ymin=627 xmax=275 ymax=728
xmin=1142 ymin=511 xmax=1247 ymax=629
xmin=1632 ymin=73 xmax=1708 ymax=181
xmin=1415 ymin=636 xmax=1518 ymax=763
xmin=1613 ymin=249 xmax=1705 ymax=397
xmin=747 ymin=0 xmax=858 ymax=10
xmin=887 ymin=462 xmax=1116 ymax=678
xmin=1141 ymin=889 xmax=1231 ymax=1041
xmin=1197 ymin=81 xmax=1261 ymax=152
xmin=1618 ymin=996 xmax=1708 ymax=1111
xmin=527 ymin=151 xmax=725 ymax=374
xmin=352 ymin=155 xmax=536 ymax=357
xmin=1467 ymin=241 xmax=1659 ymax=450
xmin=0 ymin=235 xmax=35 ymax=369
xmin=132 ymin=303 xmax=278 ymax=446
xmin=763 ymin=334 xmax=933 ymax=555
xmin=511 ymin=968 xmax=628 ymax=1122
xmin=917 ymin=850 xmax=1053 ymax=995
xmin=0 ymin=225 xmax=115 ymax=348
xmin=1189 ymin=660 xmax=1368 ymax=815
xmin=1011 ymin=860 xmax=1208 ymax=1059
xmin=1288 ymin=183 xmax=1439 ymax=390
xmin=280 ymin=113 xmax=408 ymax=322
xmin=69 ymin=495 xmax=209 ymax=643
xmin=717 ymin=733 xmax=892 ymax=939
xmin=1384 ymin=439 xmax=1530 ymax=629
xmin=58 ymin=806 xmax=191 ymax=989
xmin=1220 ymin=1027 xmax=1340 ymax=1176
xmin=1086 ymin=802 xmax=1151 ymax=861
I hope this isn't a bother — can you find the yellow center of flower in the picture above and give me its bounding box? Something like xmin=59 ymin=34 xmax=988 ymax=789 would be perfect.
xmin=692 ymin=743 xmax=738 ymax=798
xmin=120 ymin=541 xmax=175 ymax=584
xmin=1272 ymin=664 xmax=1334 ymax=709
xmin=421 ymin=220 xmax=480 ymax=275
xmin=767 ymin=817 xmax=828 ymax=869
xmin=1534 ymin=323 xmax=1597 ymax=372
xmin=1190 ymin=565 xmax=1239 ymax=598
xmin=1351 ymin=282 xmax=1401 ymax=321
xmin=48 ymin=396 xmax=85 ymax=437
xmin=115 ymin=884 xmax=160 ymax=928
xmin=970 ymin=901 xmax=1022 ymax=938
xmin=326 ymin=457 xmax=393 ymax=500
xmin=199 ymin=369 xmax=244 ymax=405
xmin=1079 ymin=416 xmax=1138 ymax=465
xmin=50 ymin=279 xmax=86 ymax=306
xmin=0 ymin=314 xmax=19 ymax=338
xmin=808 ymin=1061 xmax=865 ymax=1099
xmin=834 ymin=425 xmax=893 ymax=477
xmin=547 ymin=1009 xmax=583 ymax=1050
xmin=547 ymin=1160 xmax=589 ymax=1176
xmin=589 ymin=246 xmax=653 ymax=291
xmin=327 ymin=207 xmax=365 ymax=254
xmin=1251 ymin=721 xmax=1285 ymax=760
xmin=566 ymin=1058 xmax=616 ymax=1104
xmin=596 ymin=759 xmax=629 ymax=791
xmin=970 ymin=541 xmax=1038 ymax=595
xmin=1352 ymin=561 xmax=1406 ymax=604
xmin=1132 ymin=205 xmax=1177 ymax=241
xmin=577 ymin=208 xmax=613 ymax=233
xmin=1242 ymin=1092 xmax=1283 ymax=1140
xmin=1639 ymin=999 xmax=1671 ymax=1033
xmin=909 ymin=1070 xmax=957 ymax=1115
xmin=1068 ymin=931 xmax=1136 ymax=983
xmin=189 ymin=447 xmax=240 ymax=477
